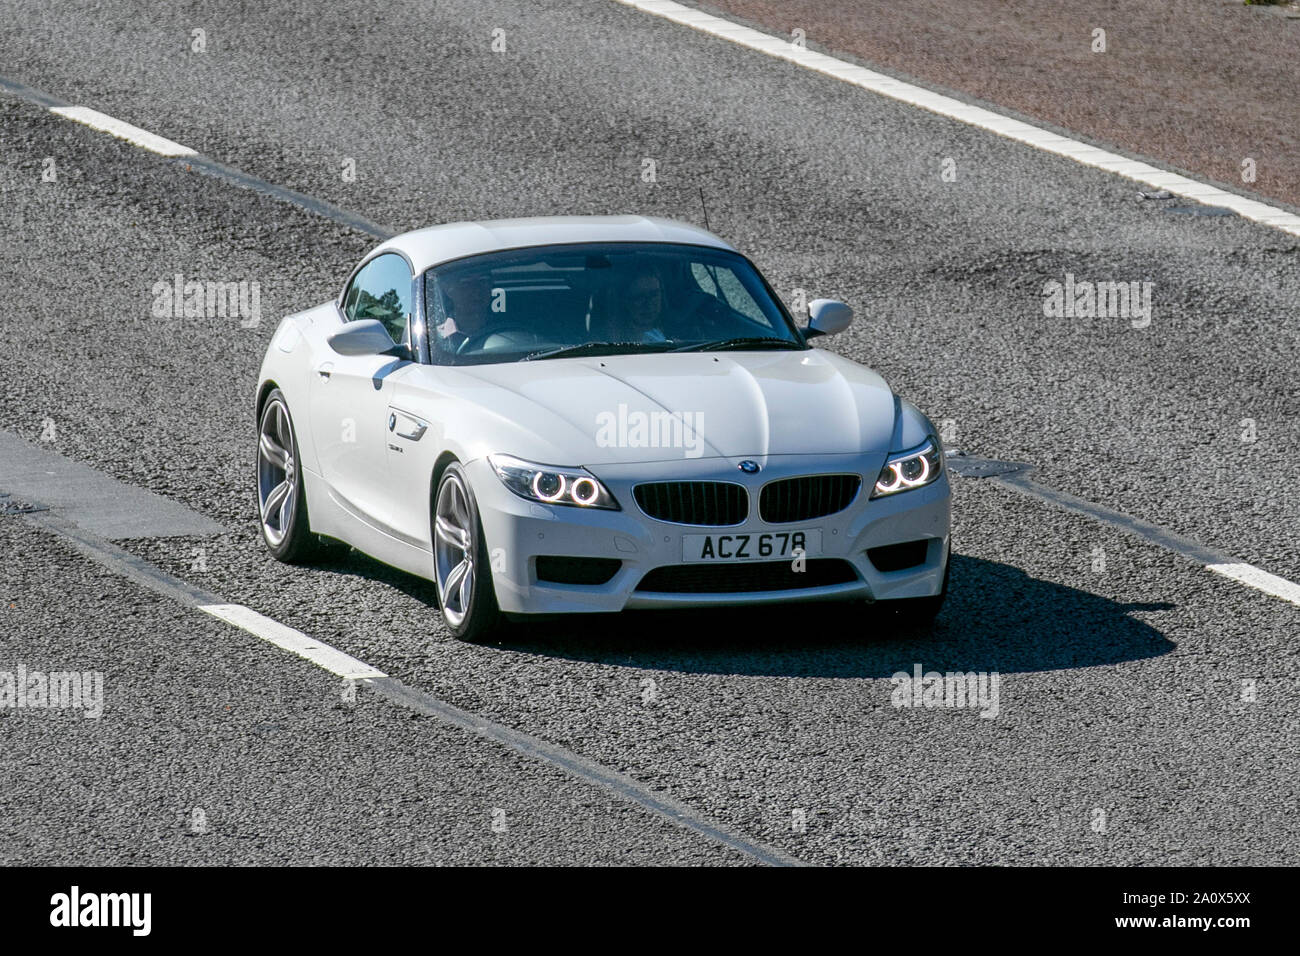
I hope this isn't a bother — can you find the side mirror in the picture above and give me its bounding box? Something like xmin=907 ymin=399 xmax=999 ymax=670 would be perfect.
xmin=328 ymin=319 xmax=400 ymax=357
xmin=805 ymin=299 xmax=854 ymax=339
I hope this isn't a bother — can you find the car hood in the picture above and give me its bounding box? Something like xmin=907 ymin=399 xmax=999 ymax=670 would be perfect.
xmin=439 ymin=348 xmax=898 ymax=465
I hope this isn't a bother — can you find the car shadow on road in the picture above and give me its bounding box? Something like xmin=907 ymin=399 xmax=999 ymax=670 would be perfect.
xmin=478 ymin=554 xmax=1176 ymax=678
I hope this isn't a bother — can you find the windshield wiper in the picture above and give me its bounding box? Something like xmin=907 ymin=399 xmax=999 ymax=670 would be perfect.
xmin=521 ymin=341 xmax=677 ymax=361
xmin=672 ymin=336 xmax=802 ymax=352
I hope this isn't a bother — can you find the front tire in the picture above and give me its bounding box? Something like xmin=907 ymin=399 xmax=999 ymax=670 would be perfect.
xmin=432 ymin=462 xmax=502 ymax=641
xmin=256 ymin=389 xmax=332 ymax=564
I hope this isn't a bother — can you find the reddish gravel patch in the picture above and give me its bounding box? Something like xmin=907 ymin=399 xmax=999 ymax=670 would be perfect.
xmin=696 ymin=0 xmax=1300 ymax=210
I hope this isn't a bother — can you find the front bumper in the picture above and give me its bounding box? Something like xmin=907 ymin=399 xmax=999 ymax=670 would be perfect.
xmin=467 ymin=453 xmax=951 ymax=615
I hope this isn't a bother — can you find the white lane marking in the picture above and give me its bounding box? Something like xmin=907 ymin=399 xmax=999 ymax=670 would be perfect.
xmin=616 ymin=0 xmax=1300 ymax=239
xmin=1207 ymin=564 xmax=1300 ymax=608
xmin=198 ymin=603 xmax=387 ymax=680
xmin=49 ymin=106 xmax=196 ymax=157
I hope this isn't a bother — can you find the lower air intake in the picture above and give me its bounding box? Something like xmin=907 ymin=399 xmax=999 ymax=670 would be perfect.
xmin=867 ymin=540 xmax=930 ymax=573
xmin=635 ymin=559 xmax=858 ymax=594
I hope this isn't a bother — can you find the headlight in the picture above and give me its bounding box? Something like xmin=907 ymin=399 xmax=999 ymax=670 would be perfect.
xmin=870 ymin=438 xmax=942 ymax=498
xmin=488 ymin=454 xmax=620 ymax=510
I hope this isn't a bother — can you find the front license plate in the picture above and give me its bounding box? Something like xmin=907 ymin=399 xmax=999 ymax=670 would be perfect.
xmin=682 ymin=529 xmax=822 ymax=563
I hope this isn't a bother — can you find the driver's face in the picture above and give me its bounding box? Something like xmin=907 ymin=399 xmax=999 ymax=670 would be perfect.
xmin=446 ymin=274 xmax=494 ymax=334
xmin=627 ymin=274 xmax=663 ymax=330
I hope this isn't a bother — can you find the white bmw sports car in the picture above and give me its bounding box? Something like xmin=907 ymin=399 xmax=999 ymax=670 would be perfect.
xmin=256 ymin=216 xmax=951 ymax=639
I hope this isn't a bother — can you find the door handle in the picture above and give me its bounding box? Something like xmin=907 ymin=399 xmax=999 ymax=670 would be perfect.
xmin=316 ymin=362 xmax=333 ymax=380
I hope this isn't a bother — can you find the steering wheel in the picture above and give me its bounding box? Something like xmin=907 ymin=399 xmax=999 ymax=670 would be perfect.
xmin=458 ymin=326 xmax=544 ymax=353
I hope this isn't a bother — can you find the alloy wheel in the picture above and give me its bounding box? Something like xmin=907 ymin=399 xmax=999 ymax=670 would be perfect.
xmin=434 ymin=473 xmax=476 ymax=627
xmin=257 ymin=398 xmax=298 ymax=547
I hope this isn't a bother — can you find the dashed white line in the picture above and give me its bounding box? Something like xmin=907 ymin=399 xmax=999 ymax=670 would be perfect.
xmin=49 ymin=105 xmax=196 ymax=157
xmin=0 ymin=74 xmax=392 ymax=237
xmin=198 ymin=603 xmax=387 ymax=680
xmin=990 ymin=469 xmax=1300 ymax=612
xmin=1207 ymin=564 xmax=1300 ymax=608
xmin=616 ymin=0 xmax=1300 ymax=239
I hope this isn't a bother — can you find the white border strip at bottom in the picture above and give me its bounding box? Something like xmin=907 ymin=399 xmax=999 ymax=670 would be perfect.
xmin=615 ymin=0 xmax=1300 ymax=238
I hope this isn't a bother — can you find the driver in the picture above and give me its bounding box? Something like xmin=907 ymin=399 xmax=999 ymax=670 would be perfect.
xmin=436 ymin=270 xmax=496 ymax=353
xmin=610 ymin=268 xmax=668 ymax=343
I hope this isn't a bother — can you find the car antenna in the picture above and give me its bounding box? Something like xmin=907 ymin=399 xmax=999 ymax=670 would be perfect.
xmin=698 ymin=186 xmax=711 ymax=232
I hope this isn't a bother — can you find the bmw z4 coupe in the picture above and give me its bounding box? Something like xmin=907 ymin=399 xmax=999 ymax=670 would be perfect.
xmin=255 ymin=216 xmax=951 ymax=640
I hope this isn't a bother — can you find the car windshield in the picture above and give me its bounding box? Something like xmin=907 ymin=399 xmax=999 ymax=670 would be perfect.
xmin=423 ymin=242 xmax=805 ymax=365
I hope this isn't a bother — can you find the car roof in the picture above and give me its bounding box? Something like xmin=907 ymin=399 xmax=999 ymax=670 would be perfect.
xmin=372 ymin=215 xmax=736 ymax=274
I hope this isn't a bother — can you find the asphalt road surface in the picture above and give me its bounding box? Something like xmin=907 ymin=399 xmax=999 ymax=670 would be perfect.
xmin=0 ymin=0 xmax=1297 ymax=866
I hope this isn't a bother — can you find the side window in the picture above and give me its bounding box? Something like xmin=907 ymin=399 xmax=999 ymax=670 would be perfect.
xmin=714 ymin=269 xmax=767 ymax=324
xmin=690 ymin=261 xmax=770 ymax=328
xmin=690 ymin=262 xmax=719 ymax=297
xmin=343 ymin=253 xmax=412 ymax=344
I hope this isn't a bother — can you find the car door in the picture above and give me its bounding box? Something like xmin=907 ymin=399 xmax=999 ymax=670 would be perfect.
xmin=384 ymin=384 xmax=444 ymax=551
xmin=309 ymin=252 xmax=416 ymax=532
